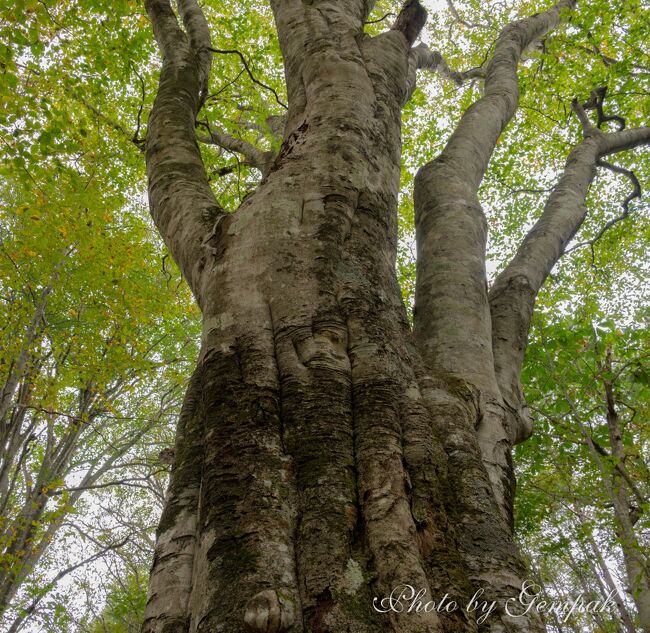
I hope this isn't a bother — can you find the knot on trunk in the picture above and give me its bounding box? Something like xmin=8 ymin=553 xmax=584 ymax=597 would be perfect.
xmin=244 ymin=589 xmax=294 ymax=633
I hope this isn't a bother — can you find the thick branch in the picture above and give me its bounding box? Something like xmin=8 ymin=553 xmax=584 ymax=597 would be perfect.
xmin=413 ymin=0 xmax=576 ymax=385
xmin=177 ymin=0 xmax=212 ymax=98
xmin=145 ymin=0 xmax=224 ymax=303
xmin=177 ymin=0 xmax=210 ymax=51
xmin=421 ymin=0 xmax=576 ymax=193
xmin=412 ymin=0 xmax=576 ymax=519
xmin=269 ymin=0 xmax=381 ymax=137
xmin=391 ymin=0 xmax=428 ymax=46
xmin=145 ymin=0 xmax=185 ymax=62
xmin=489 ymin=124 xmax=650 ymax=439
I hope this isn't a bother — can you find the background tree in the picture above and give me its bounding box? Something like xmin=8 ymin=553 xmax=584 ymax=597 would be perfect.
xmin=516 ymin=307 xmax=649 ymax=632
xmin=0 ymin=2 xmax=200 ymax=629
xmin=0 ymin=159 xmax=199 ymax=631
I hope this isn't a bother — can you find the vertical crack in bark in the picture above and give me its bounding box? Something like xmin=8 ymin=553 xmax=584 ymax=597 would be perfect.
xmin=267 ymin=300 xmax=306 ymax=631
xmin=343 ymin=312 xmax=363 ymax=560
xmin=399 ymin=377 xmax=477 ymax=632
xmin=418 ymin=376 xmax=540 ymax=633
xmin=339 ymin=185 xmax=443 ymax=631
xmin=183 ymin=309 xmax=302 ymax=631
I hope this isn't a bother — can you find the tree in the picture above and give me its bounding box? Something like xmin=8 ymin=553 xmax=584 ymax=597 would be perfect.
xmin=138 ymin=0 xmax=650 ymax=631
xmin=0 ymin=160 xmax=199 ymax=630
xmin=0 ymin=6 xmax=201 ymax=625
xmin=3 ymin=0 xmax=648 ymax=631
xmin=516 ymin=311 xmax=649 ymax=632
xmin=84 ymin=567 xmax=149 ymax=633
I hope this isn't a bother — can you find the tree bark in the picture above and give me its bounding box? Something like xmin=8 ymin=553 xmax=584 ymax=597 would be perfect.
xmin=140 ymin=1 xmax=650 ymax=632
xmin=413 ymin=0 xmax=577 ymax=527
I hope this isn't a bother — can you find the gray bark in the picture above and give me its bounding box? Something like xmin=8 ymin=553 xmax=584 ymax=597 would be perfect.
xmin=413 ymin=0 xmax=577 ymax=528
xmin=489 ymin=125 xmax=650 ymax=447
xmin=140 ymin=1 xmax=650 ymax=632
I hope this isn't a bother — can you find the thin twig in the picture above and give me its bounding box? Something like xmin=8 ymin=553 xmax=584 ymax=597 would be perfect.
xmin=130 ymin=61 xmax=147 ymax=146
xmin=204 ymin=68 xmax=245 ymax=105
xmin=446 ymin=0 xmax=488 ymax=29
xmin=582 ymin=86 xmax=626 ymax=131
xmin=567 ymin=160 xmax=641 ymax=253
xmin=208 ymin=47 xmax=287 ymax=109
xmin=364 ymin=12 xmax=396 ymax=25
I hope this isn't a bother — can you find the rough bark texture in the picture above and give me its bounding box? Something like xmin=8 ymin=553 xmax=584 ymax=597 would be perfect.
xmin=140 ymin=1 xmax=650 ymax=632
xmin=414 ymin=0 xmax=578 ymax=527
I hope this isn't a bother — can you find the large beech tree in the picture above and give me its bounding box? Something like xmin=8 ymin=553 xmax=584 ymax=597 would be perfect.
xmin=140 ymin=1 xmax=649 ymax=632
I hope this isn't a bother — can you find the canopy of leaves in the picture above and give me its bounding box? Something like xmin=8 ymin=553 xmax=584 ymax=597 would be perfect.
xmin=1 ymin=1 xmax=200 ymax=630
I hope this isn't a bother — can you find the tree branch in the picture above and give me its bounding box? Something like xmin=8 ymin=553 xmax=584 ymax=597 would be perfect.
xmin=489 ymin=120 xmax=650 ymax=444
xmin=77 ymin=95 xmax=145 ymax=151
xmin=412 ymin=0 xmax=577 ymax=520
xmin=144 ymin=0 xmax=186 ymax=62
xmin=566 ymin=158 xmax=641 ymax=253
xmin=208 ymin=47 xmax=287 ymax=109
xmin=176 ymin=0 xmax=213 ymax=103
xmin=130 ymin=61 xmax=147 ymax=147
xmin=364 ymin=12 xmax=396 ymax=26
xmin=582 ymin=85 xmax=626 ymax=130
xmin=145 ymin=0 xmax=225 ymax=304
xmin=391 ymin=0 xmax=428 ymax=46
xmin=196 ymin=120 xmax=274 ymax=175
xmin=572 ymin=96 xmax=595 ymax=135
xmin=413 ymin=0 xmax=576 ymax=386
xmin=404 ymin=43 xmax=485 ymax=102
xmin=5 ymin=536 xmax=130 ymax=633
xmin=446 ymin=0 xmax=488 ymax=30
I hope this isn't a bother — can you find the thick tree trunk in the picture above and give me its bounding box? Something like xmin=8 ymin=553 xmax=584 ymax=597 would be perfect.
xmin=140 ymin=1 xmax=650 ymax=631
xmin=141 ymin=3 xmax=541 ymax=633
xmin=144 ymin=130 xmax=532 ymax=630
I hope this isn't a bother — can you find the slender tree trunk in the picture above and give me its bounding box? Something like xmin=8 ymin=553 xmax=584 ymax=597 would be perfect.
xmin=573 ymin=512 xmax=636 ymax=633
xmin=565 ymin=550 xmax=623 ymax=633
xmin=602 ymin=352 xmax=650 ymax=631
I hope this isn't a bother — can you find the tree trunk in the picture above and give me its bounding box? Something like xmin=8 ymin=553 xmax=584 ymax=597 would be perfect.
xmin=141 ymin=3 xmax=538 ymax=633
xmin=144 ymin=114 xmax=533 ymax=631
xmin=140 ymin=1 xmax=650 ymax=631
xmin=602 ymin=354 xmax=650 ymax=631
